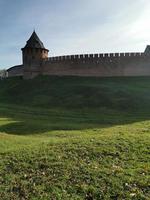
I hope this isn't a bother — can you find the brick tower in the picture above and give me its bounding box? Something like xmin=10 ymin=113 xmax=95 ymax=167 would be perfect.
xmin=21 ymin=31 xmax=49 ymax=79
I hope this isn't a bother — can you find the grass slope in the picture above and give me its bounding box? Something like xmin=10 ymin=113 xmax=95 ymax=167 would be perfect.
xmin=0 ymin=76 xmax=150 ymax=200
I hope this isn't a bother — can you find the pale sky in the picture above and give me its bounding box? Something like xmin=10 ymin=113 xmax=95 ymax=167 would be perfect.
xmin=0 ymin=0 xmax=150 ymax=69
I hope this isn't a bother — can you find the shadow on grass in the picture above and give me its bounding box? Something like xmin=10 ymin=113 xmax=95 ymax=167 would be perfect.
xmin=0 ymin=120 xmax=97 ymax=135
xmin=0 ymin=114 xmax=109 ymax=135
xmin=0 ymin=104 xmax=150 ymax=135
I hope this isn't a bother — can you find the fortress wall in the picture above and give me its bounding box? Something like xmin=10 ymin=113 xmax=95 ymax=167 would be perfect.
xmin=42 ymin=53 xmax=150 ymax=77
xmin=47 ymin=52 xmax=144 ymax=61
xmin=123 ymin=55 xmax=150 ymax=76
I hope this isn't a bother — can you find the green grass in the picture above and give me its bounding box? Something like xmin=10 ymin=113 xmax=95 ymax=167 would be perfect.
xmin=0 ymin=76 xmax=150 ymax=199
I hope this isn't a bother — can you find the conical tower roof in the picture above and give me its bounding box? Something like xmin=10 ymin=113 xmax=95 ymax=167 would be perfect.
xmin=23 ymin=31 xmax=46 ymax=49
xmin=144 ymin=45 xmax=150 ymax=54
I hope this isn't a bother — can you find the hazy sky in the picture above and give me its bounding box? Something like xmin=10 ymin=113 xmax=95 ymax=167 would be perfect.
xmin=0 ymin=0 xmax=150 ymax=68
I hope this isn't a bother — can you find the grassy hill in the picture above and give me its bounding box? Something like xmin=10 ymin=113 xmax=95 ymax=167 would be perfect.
xmin=0 ymin=76 xmax=150 ymax=111
xmin=0 ymin=76 xmax=150 ymax=199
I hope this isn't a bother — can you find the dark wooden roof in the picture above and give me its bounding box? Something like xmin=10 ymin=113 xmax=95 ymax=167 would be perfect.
xmin=7 ymin=65 xmax=23 ymax=72
xmin=22 ymin=31 xmax=46 ymax=49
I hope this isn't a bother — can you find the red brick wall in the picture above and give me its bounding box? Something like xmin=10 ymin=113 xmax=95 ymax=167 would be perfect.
xmin=41 ymin=53 xmax=150 ymax=77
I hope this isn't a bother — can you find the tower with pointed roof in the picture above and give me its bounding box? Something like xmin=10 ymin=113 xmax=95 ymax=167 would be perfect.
xmin=21 ymin=31 xmax=49 ymax=79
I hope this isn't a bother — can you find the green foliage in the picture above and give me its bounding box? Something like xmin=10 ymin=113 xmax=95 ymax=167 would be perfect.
xmin=0 ymin=76 xmax=150 ymax=199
